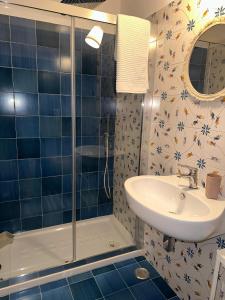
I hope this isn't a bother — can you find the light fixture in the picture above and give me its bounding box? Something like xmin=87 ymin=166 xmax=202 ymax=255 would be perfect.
xmin=85 ymin=26 xmax=104 ymax=49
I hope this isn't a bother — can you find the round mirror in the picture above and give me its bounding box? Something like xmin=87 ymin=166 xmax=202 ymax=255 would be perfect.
xmin=185 ymin=23 xmax=225 ymax=101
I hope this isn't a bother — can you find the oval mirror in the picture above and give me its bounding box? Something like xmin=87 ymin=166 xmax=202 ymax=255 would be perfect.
xmin=185 ymin=23 xmax=225 ymax=101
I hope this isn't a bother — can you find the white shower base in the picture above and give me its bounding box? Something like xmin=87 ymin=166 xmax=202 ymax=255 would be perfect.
xmin=0 ymin=215 xmax=134 ymax=280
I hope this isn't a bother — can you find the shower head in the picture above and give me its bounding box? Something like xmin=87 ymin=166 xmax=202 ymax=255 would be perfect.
xmin=61 ymin=0 xmax=106 ymax=4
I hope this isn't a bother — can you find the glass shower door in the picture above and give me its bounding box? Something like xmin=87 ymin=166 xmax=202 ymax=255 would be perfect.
xmin=0 ymin=6 xmax=75 ymax=281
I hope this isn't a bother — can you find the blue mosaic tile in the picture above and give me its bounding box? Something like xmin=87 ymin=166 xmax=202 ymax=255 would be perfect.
xmin=68 ymin=271 xmax=92 ymax=284
xmin=10 ymin=17 xmax=36 ymax=45
xmin=0 ymin=160 xmax=17 ymax=181
xmin=42 ymin=286 xmax=72 ymax=300
xmin=16 ymin=117 xmax=39 ymax=138
xmin=43 ymin=212 xmax=63 ymax=227
xmin=0 ymin=201 xmax=20 ymax=222
xmin=131 ymin=280 xmax=166 ymax=300
xmin=10 ymin=287 xmax=40 ymax=300
xmin=0 ymin=93 xmax=14 ymax=115
xmin=38 ymin=71 xmax=60 ymax=94
xmin=13 ymin=69 xmax=37 ymax=93
xmin=19 ymin=178 xmax=41 ymax=199
xmin=21 ymin=198 xmax=42 ymax=218
xmin=70 ymin=278 xmax=102 ymax=300
xmin=37 ymin=46 xmax=59 ymax=72
xmin=22 ymin=216 xmax=42 ymax=231
xmin=114 ymin=258 xmax=137 ymax=269
xmin=95 ymin=269 xmax=126 ymax=296
xmin=14 ymin=93 xmax=39 ymax=116
xmin=41 ymin=138 xmax=61 ymax=157
xmin=104 ymin=288 xmax=134 ymax=300
xmin=0 ymin=180 xmax=19 ymax=202
xmin=0 ymin=67 xmax=12 ymax=92
xmin=18 ymin=159 xmax=41 ymax=179
xmin=0 ymin=41 xmax=11 ymax=67
xmin=92 ymin=264 xmax=115 ymax=276
xmin=36 ymin=22 xmax=59 ymax=49
xmin=12 ymin=43 xmax=36 ymax=69
xmin=17 ymin=138 xmax=40 ymax=159
xmin=152 ymin=277 xmax=176 ymax=299
xmin=39 ymin=94 xmax=61 ymax=116
xmin=0 ymin=15 xmax=10 ymax=41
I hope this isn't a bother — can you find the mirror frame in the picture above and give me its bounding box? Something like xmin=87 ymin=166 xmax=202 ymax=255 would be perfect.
xmin=184 ymin=19 xmax=225 ymax=102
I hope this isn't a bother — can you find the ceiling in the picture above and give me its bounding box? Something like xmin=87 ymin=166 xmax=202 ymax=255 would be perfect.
xmin=54 ymin=0 xmax=171 ymax=18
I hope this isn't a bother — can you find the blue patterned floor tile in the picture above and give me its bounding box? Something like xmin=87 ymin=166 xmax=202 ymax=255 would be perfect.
xmin=42 ymin=286 xmax=73 ymax=300
xmin=104 ymin=288 xmax=135 ymax=300
xmin=92 ymin=264 xmax=115 ymax=276
xmin=10 ymin=287 xmax=41 ymax=300
xmin=152 ymin=277 xmax=176 ymax=299
xmin=114 ymin=258 xmax=137 ymax=269
xmin=68 ymin=271 xmax=93 ymax=284
xmin=40 ymin=279 xmax=68 ymax=292
xmin=69 ymin=278 xmax=102 ymax=300
xmin=95 ymin=269 xmax=126 ymax=296
xmin=138 ymin=260 xmax=160 ymax=279
xmin=135 ymin=256 xmax=146 ymax=262
xmin=131 ymin=280 xmax=166 ymax=300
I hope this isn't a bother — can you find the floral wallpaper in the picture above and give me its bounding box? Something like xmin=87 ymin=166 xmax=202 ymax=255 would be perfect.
xmin=113 ymin=94 xmax=143 ymax=239
xmin=140 ymin=0 xmax=225 ymax=299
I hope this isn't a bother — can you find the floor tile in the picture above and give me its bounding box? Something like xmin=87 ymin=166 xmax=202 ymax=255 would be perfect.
xmin=95 ymin=269 xmax=126 ymax=296
xmin=152 ymin=277 xmax=176 ymax=299
xmin=135 ymin=256 xmax=146 ymax=262
xmin=92 ymin=264 xmax=115 ymax=276
xmin=42 ymin=286 xmax=73 ymax=300
xmin=40 ymin=279 xmax=68 ymax=292
xmin=114 ymin=258 xmax=137 ymax=269
xmin=104 ymin=288 xmax=135 ymax=300
xmin=68 ymin=271 xmax=92 ymax=284
xmin=10 ymin=287 xmax=41 ymax=300
xmin=131 ymin=280 xmax=166 ymax=300
xmin=118 ymin=262 xmax=147 ymax=287
xmin=138 ymin=260 xmax=160 ymax=279
xmin=70 ymin=278 xmax=102 ymax=300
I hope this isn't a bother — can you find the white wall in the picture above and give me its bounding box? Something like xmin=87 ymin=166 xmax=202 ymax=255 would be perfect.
xmin=121 ymin=0 xmax=171 ymax=18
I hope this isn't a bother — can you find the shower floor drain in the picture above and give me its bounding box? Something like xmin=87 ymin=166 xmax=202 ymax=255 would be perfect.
xmin=135 ymin=267 xmax=150 ymax=280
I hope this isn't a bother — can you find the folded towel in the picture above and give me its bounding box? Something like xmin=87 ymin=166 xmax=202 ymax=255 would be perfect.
xmin=115 ymin=14 xmax=150 ymax=94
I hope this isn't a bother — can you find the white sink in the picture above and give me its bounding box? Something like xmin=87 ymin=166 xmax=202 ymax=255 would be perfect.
xmin=124 ymin=175 xmax=225 ymax=242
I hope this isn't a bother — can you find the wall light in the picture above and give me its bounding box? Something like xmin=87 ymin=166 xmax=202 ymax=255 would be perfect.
xmin=85 ymin=26 xmax=104 ymax=49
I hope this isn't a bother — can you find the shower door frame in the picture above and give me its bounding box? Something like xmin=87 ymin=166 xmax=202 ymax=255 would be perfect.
xmin=0 ymin=0 xmax=118 ymax=267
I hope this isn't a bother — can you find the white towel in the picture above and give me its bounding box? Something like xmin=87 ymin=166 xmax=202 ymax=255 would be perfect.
xmin=115 ymin=14 xmax=150 ymax=94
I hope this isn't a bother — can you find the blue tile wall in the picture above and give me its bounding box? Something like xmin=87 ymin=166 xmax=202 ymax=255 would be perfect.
xmin=0 ymin=16 xmax=116 ymax=232
xmin=76 ymin=29 xmax=116 ymax=220
xmin=0 ymin=15 xmax=72 ymax=233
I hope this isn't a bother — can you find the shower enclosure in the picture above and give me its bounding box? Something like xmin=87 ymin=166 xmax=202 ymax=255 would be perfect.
xmin=0 ymin=0 xmax=142 ymax=288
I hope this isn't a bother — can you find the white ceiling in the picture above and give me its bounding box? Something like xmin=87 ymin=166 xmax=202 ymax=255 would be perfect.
xmin=54 ymin=0 xmax=171 ymax=18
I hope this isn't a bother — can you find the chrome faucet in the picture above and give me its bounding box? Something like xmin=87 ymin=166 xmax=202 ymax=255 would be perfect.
xmin=177 ymin=164 xmax=198 ymax=189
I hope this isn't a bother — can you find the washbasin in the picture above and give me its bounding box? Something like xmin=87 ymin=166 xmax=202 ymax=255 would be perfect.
xmin=124 ymin=175 xmax=225 ymax=242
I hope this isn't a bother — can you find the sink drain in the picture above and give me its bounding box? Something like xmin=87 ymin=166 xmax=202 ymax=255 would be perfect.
xmin=135 ymin=268 xmax=150 ymax=280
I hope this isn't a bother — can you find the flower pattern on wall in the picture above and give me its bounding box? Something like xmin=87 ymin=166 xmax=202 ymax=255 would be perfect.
xmin=140 ymin=1 xmax=225 ymax=299
xmin=113 ymin=94 xmax=143 ymax=238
